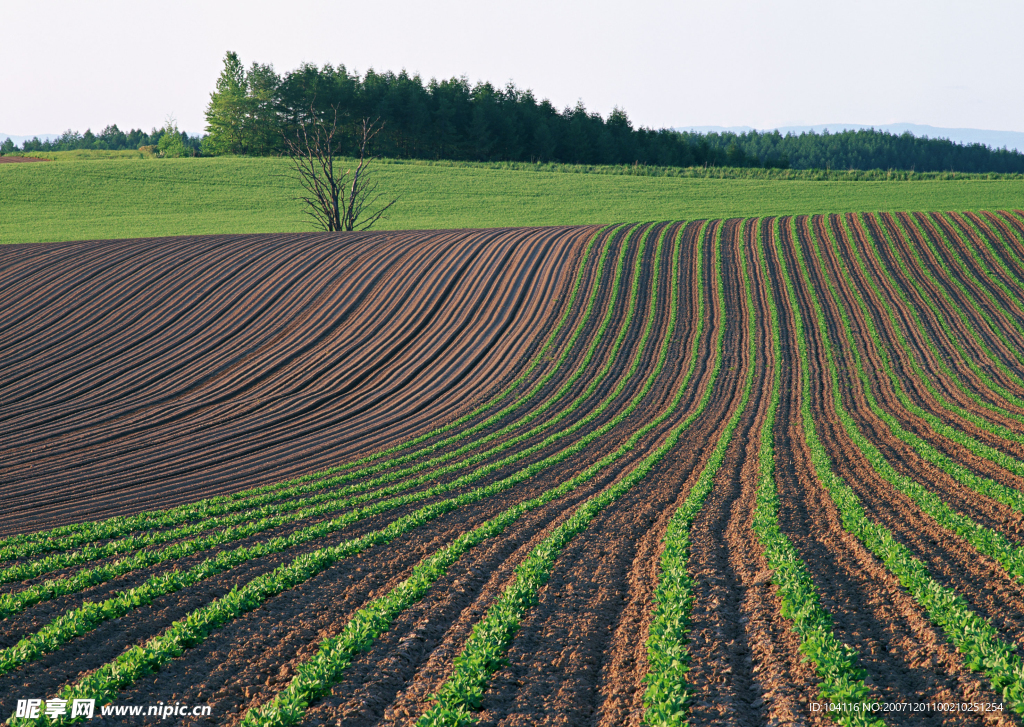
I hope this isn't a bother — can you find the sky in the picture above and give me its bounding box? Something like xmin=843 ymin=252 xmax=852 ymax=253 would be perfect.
xmin=2 ymin=0 xmax=1021 ymax=137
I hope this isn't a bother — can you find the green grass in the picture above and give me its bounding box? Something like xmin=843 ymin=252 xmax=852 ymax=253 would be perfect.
xmin=11 ymin=149 xmax=158 ymax=161
xmin=2 ymin=156 xmax=1023 ymax=244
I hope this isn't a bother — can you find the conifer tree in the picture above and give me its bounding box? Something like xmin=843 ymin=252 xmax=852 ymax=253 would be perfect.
xmin=203 ymin=52 xmax=249 ymax=155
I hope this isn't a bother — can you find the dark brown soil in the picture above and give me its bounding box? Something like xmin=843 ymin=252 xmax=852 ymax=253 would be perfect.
xmin=0 ymin=227 xmax=595 ymax=532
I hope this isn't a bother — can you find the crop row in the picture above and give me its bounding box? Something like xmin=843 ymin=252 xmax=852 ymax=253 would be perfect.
xmin=880 ymin=212 xmax=1024 ymax=411
xmin=783 ymin=215 xmax=1024 ymax=714
xmin=240 ymin=222 xmax=694 ymax=726
xmin=851 ymin=216 xmax=1024 ymax=460
xmin=418 ymin=221 xmax=721 ymax=727
xmin=11 ymin=215 xmax=1024 ymax=725
xmin=852 ymin=214 xmax=1024 ymax=447
xmin=977 ymin=211 xmax=1024 ymax=289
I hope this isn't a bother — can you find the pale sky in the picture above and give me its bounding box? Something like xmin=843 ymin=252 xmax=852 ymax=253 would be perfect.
xmin=2 ymin=0 xmax=1021 ymax=136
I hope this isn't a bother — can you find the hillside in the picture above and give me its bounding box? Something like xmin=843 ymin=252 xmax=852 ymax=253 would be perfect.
xmin=3 ymin=156 xmax=1024 ymax=245
xmin=3 ymin=213 xmax=1024 ymax=724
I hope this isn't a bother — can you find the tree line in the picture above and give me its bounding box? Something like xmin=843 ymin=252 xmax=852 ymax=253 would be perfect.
xmin=695 ymin=127 xmax=1024 ymax=175
xmin=2 ymin=124 xmax=203 ymax=156
xmin=202 ymin=53 xmax=1024 ymax=173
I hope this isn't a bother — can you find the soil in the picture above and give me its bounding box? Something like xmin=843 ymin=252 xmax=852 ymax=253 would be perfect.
xmin=0 ymin=227 xmax=594 ymax=532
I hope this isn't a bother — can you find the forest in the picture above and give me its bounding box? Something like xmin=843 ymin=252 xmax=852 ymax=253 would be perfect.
xmin=197 ymin=53 xmax=1024 ymax=172
xmin=6 ymin=52 xmax=1024 ymax=173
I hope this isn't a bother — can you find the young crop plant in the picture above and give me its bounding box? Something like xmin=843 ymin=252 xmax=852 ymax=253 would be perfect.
xmin=852 ymin=214 xmax=1024 ymax=444
xmin=418 ymin=220 xmax=725 ymax=727
xmin=642 ymin=220 xmax=757 ymax=727
xmin=239 ymin=222 xmax=692 ymax=727
xmin=747 ymin=218 xmax=877 ymax=726
xmin=781 ymin=215 xmax=1024 ymax=715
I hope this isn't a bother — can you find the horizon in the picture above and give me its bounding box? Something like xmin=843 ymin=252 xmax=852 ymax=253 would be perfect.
xmin=6 ymin=121 xmax=1023 ymax=156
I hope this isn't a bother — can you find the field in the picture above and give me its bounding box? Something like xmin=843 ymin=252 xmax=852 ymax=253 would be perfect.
xmin=3 ymin=155 xmax=1024 ymax=244
xmin=4 ymin=211 xmax=1024 ymax=725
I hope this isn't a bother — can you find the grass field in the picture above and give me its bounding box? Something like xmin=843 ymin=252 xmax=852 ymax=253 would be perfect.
xmin=2 ymin=155 xmax=1023 ymax=244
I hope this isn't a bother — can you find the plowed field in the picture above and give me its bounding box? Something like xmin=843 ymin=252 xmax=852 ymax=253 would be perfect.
xmin=4 ymin=214 xmax=1024 ymax=726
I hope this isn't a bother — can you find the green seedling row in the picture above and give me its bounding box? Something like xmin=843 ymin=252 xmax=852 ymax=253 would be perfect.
xmin=418 ymin=220 xmax=722 ymax=727
xmin=237 ymin=222 xmax=687 ymax=727
xmin=781 ymin=215 xmax=1024 ymax=714
xmin=641 ymin=220 xmax=755 ymax=727
xmin=889 ymin=212 xmax=1024 ymax=407
xmin=850 ymin=213 xmax=1024 ymax=441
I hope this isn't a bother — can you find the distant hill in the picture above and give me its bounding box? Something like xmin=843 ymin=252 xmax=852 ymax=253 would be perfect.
xmin=676 ymin=124 xmax=1024 ymax=153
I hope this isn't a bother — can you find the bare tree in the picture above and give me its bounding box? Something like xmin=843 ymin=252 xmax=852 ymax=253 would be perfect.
xmin=283 ymin=107 xmax=397 ymax=232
